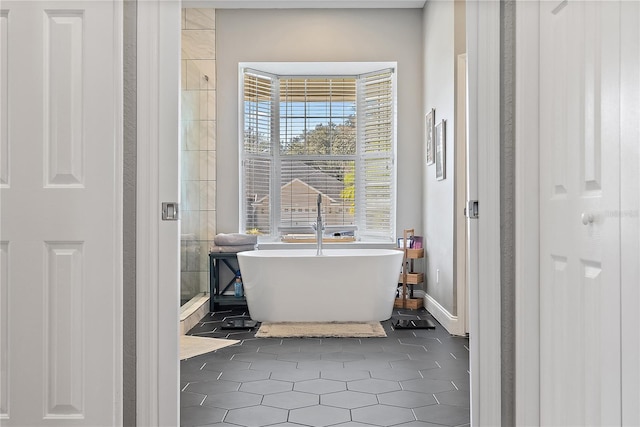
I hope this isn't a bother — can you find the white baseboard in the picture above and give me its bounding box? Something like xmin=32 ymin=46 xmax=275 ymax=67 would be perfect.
xmin=423 ymin=292 xmax=466 ymax=336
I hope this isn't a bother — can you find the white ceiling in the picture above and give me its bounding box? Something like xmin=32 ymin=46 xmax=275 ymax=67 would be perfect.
xmin=181 ymin=0 xmax=427 ymax=9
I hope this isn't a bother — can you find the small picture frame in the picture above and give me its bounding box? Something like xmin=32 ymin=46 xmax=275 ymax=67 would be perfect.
xmin=435 ymin=119 xmax=446 ymax=181
xmin=425 ymin=108 xmax=435 ymax=165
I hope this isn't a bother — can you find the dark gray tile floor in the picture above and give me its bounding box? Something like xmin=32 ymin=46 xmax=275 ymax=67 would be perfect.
xmin=181 ymin=307 xmax=470 ymax=427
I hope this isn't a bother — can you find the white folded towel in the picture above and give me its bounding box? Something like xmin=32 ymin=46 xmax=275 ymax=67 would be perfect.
xmin=210 ymin=244 xmax=256 ymax=253
xmin=214 ymin=233 xmax=258 ymax=246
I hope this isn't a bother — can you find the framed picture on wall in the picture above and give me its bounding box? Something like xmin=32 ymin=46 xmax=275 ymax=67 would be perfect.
xmin=435 ymin=119 xmax=446 ymax=181
xmin=425 ymin=108 xmax=435 ymax=165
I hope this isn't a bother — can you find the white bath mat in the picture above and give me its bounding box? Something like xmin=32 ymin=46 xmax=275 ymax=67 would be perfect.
xmin=180 ymin=335 xmax=240 ymax=360
xmin=254 ymin=322 xmax=387 ymax=338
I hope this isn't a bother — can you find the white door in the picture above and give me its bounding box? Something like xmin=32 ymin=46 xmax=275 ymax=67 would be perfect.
xmin=455 ymin=53 xmax=468 ymax=336
xmin=620 ymin=1 xmax=640 ymax=424
xmin=466 ymin=1 xmax=502 ymax=424
xmin=539 ymin=1 xmax=622 ymax=425
xmin=135 ymin=1 xmax=180 ymax=425
xmin=0 ymin=1 xmax=122 ymax=426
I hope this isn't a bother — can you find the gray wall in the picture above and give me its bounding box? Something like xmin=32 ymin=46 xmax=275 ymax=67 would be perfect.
xmin=215 ymin=8 xmax=424 ymax=239
xmin=422 ymin=1 xmax=457 ymax=313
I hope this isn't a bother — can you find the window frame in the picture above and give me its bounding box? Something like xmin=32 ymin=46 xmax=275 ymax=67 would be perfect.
xmin=239 ymin=64 xmax=397 ymax=243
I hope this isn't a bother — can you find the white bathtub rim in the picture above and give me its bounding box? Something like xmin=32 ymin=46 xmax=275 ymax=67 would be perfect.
xmin=238 ymin=248 xmax=402 ymax=258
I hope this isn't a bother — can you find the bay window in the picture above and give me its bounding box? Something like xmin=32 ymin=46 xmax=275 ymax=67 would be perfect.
xmin=241 ymin=65 xmax=396 ymax=242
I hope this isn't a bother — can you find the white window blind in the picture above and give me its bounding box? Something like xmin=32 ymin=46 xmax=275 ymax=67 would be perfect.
xmin=242 ymin=71 xmax=273 ymax=234
xmin=279 ymin=78 xmax=356 ymax=156
xmin=241 ymin=67 xmax=395 ymax=241
xmin=279 ymin=77 xmax=357 ymax=230
xmin=357 ymin=70 xmax=396 ymax=241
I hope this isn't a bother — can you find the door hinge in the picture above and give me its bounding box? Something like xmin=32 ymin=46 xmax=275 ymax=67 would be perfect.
xmin=162 ymin=202 xmax=179 ymax=220
xmin=465 ymin=200 xmax=479 ymax=219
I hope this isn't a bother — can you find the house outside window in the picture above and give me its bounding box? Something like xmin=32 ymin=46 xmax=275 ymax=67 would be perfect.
xmin=240 ymin=64 xmax=396 ymax=242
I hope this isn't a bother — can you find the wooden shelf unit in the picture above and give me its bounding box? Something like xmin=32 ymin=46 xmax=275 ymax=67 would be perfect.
xmin=398 ymin=272 xmax=424 ymax=285
xmin=394 ymin=229 xmax=424 ymax=310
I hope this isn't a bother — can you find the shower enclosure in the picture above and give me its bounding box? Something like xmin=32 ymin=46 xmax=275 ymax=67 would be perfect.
xmin=180 ymin=8 xmax=217 ymax=307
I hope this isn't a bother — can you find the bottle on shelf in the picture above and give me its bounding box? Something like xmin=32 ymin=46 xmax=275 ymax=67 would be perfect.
xmin=234 ymin=270 xmax=244 ymax=298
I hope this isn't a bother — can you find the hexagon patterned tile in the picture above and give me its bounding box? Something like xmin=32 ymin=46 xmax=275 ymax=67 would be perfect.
xmin=181 ymin=307 xmax=469 ymax=427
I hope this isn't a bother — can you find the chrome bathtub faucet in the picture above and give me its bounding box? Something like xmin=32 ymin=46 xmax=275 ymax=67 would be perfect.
xmin=313 ymin=194 xmax=324 ymax=256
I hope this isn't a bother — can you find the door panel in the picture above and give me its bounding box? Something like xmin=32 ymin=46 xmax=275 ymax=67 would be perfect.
xmin=1 ymin=242 xmax=8 ymax=419
xmin=43 ymin=242 xmax=85 ymax=418
xmin=0 ymin=10 xmax=8 ymax=188
xmin=44 ymin=11 xmax=85 ymax=188
xmin=582 ymin=3 xmax=601 ymax=193
xmin=0 ymin=2 xmax=122 ymax=425
xmin=540 ymin=1 xmax=621 ymax=425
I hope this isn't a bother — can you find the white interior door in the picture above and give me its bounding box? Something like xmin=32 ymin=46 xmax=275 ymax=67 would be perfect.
xmin=466 ymin=1 xmax=502 ymax=424
xmin=620 ymin=1 xmax=640 ymax=424
xmin=0 ymin=1 xmax=122 ymax=425
xmin=465 ymin=44 xmax=480 ymax=426
xmin=456 ymin=53 xmax=468 ymax=336
xmin=135 ymin=1 xmax=180 ymax=425
xmin=539 ymin=1 xmax=622 ymax=425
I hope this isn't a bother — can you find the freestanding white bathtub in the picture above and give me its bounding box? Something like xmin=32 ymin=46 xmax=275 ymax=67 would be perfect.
xmin=237 ymin=248 xmax=403 ymax=322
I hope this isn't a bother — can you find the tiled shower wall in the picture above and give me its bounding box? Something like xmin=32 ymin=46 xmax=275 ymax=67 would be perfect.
xmin=180 ymin=9 xmax=216 ymax=304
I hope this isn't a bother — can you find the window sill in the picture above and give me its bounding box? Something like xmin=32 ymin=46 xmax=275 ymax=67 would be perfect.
xmin=257 ymin=241 xmax=397 ymax=251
